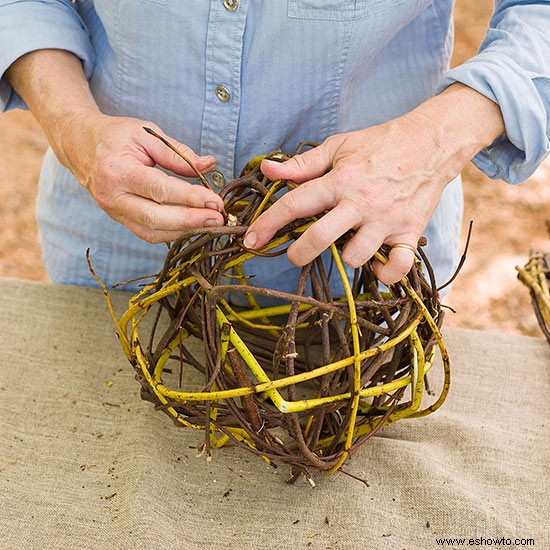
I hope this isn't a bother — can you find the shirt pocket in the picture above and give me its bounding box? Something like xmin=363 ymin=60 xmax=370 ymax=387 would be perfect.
xmin=288 ymin=0 xmax=407 ymax=20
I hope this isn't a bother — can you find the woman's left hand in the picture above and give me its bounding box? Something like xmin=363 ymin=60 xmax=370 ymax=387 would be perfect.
xmin=243 ymin=84 xmax=504 ymax=285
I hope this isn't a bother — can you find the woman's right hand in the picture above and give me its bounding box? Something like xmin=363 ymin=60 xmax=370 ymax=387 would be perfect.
xmin=57 ymin=113 xmax=225 ymax=243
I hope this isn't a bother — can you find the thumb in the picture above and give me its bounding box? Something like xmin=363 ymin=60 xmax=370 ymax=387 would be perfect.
xmin=144 ymin=126 xmax=216 ymax=177
xmin=260 ymin=141 xmax=334 ymax=183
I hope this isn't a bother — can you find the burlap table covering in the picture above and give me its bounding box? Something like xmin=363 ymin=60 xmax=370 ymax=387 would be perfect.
xmin=0 ymin=277 xmax=548 ymax=549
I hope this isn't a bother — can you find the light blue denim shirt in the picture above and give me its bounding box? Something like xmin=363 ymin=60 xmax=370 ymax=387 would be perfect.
xmin=0 ymin=1 xmax=549 ymax=296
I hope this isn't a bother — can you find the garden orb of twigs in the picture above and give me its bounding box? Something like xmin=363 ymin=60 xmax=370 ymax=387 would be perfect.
xmin=516 ymin=237 xmax=550 ymax=344
xmin=91 ymin=136 xmax=451 ymax=484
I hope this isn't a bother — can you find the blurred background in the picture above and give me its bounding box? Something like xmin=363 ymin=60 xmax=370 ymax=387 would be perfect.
xmin=0 ymin=1 xmax=548 ymax=337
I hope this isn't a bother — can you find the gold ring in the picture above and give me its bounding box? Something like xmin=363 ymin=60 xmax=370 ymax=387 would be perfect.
xmin=392 ymin=243 xmax=417 ymax=254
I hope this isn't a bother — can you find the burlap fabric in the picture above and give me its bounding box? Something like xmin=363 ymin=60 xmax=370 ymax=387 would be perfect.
xmin=0 ymin=278 xmax=548 ymax=549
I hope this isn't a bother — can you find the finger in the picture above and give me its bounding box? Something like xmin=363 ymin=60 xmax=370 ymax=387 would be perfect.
xmin=143 ymin=126 xmax=216 ymax=177
xmin=260 ymin=138 xmax=338 ymax=183
xmin=112 ymin=193 xmax=224 ymax=233
xmin=286 ymin=200 xmax=362 ymax=266
xmin=125 ymin=164 xmax=224 ymax=211
xmin=244 ymin=174 xmax=337 ymax=249
xmin=340 ymin=224 xmax=386 ymax=269
xmin=121 ymin=219 xmax=192 ymax=245
xmin=372 ymin=238 xmax=419 ymax=285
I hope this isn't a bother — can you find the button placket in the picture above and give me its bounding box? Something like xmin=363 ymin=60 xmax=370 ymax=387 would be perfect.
xmin=201 ymin=0 xmax=248 ymax=187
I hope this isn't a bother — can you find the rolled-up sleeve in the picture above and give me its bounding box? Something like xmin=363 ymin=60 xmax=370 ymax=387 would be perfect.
xmin=437 ymin=1 xmax=550 ymax=184
xmin=0 ymin=0 xmax=95 ymax=111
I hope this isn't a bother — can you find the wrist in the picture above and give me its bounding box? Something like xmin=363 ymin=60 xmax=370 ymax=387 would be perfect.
xmin=403 ymin=83 xmax=505 ymax=173
xmin=53 ymin=109 xmax=106 ymax=174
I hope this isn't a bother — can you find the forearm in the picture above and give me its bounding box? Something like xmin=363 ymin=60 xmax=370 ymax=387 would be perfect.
xmin=5 ymin=49 xmax=100 ymax=166
xmin=437 ymin=2 xmax=550 ymax=183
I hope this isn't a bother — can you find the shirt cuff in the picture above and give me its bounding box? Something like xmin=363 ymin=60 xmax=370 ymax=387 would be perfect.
xmin=0 ymin=1 xmax=95 ymax=111
xmin=437 ymin=51 xmax=550 ymax=184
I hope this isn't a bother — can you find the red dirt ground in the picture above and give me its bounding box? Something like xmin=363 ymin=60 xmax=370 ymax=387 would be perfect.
xmin=0 ymin=2 xmax=548 ymax=337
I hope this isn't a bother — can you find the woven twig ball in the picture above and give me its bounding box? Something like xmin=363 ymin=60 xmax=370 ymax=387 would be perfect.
xmin=92 ymin=148 xmax=450 ymax=483
xmin=517 ymin=243 xmax=550 ymax=344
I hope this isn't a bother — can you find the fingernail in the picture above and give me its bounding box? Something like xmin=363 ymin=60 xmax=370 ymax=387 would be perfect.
xmin=203 ymin=218 xmax=222 ymax=228
xmin=205 ymin=201 xmax=221 ymax=212
xmin=243 ymin=231 xmax=257 ymax=249
xmin=261 ymin=159 xmax=279 ymax=172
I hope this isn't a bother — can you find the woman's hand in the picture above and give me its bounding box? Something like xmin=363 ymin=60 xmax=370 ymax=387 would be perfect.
xmin=57 ymin=113 xmax=225 ymax=243
xmin=244 ymin=83 xmax=505 ymax=285
xmin=6 ymin=49 xmax=224 ymax=244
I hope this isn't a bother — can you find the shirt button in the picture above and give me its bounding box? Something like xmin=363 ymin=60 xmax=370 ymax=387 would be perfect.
xmin=223 ymin=0 xmax=238 ymax=11
xmin=215 ymin=85 xmax=231 ymax=102
xmin=210 ymin=170 xmax=225 ymax=188
xmin=223 ymin=0 xmax=239 ymax=11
